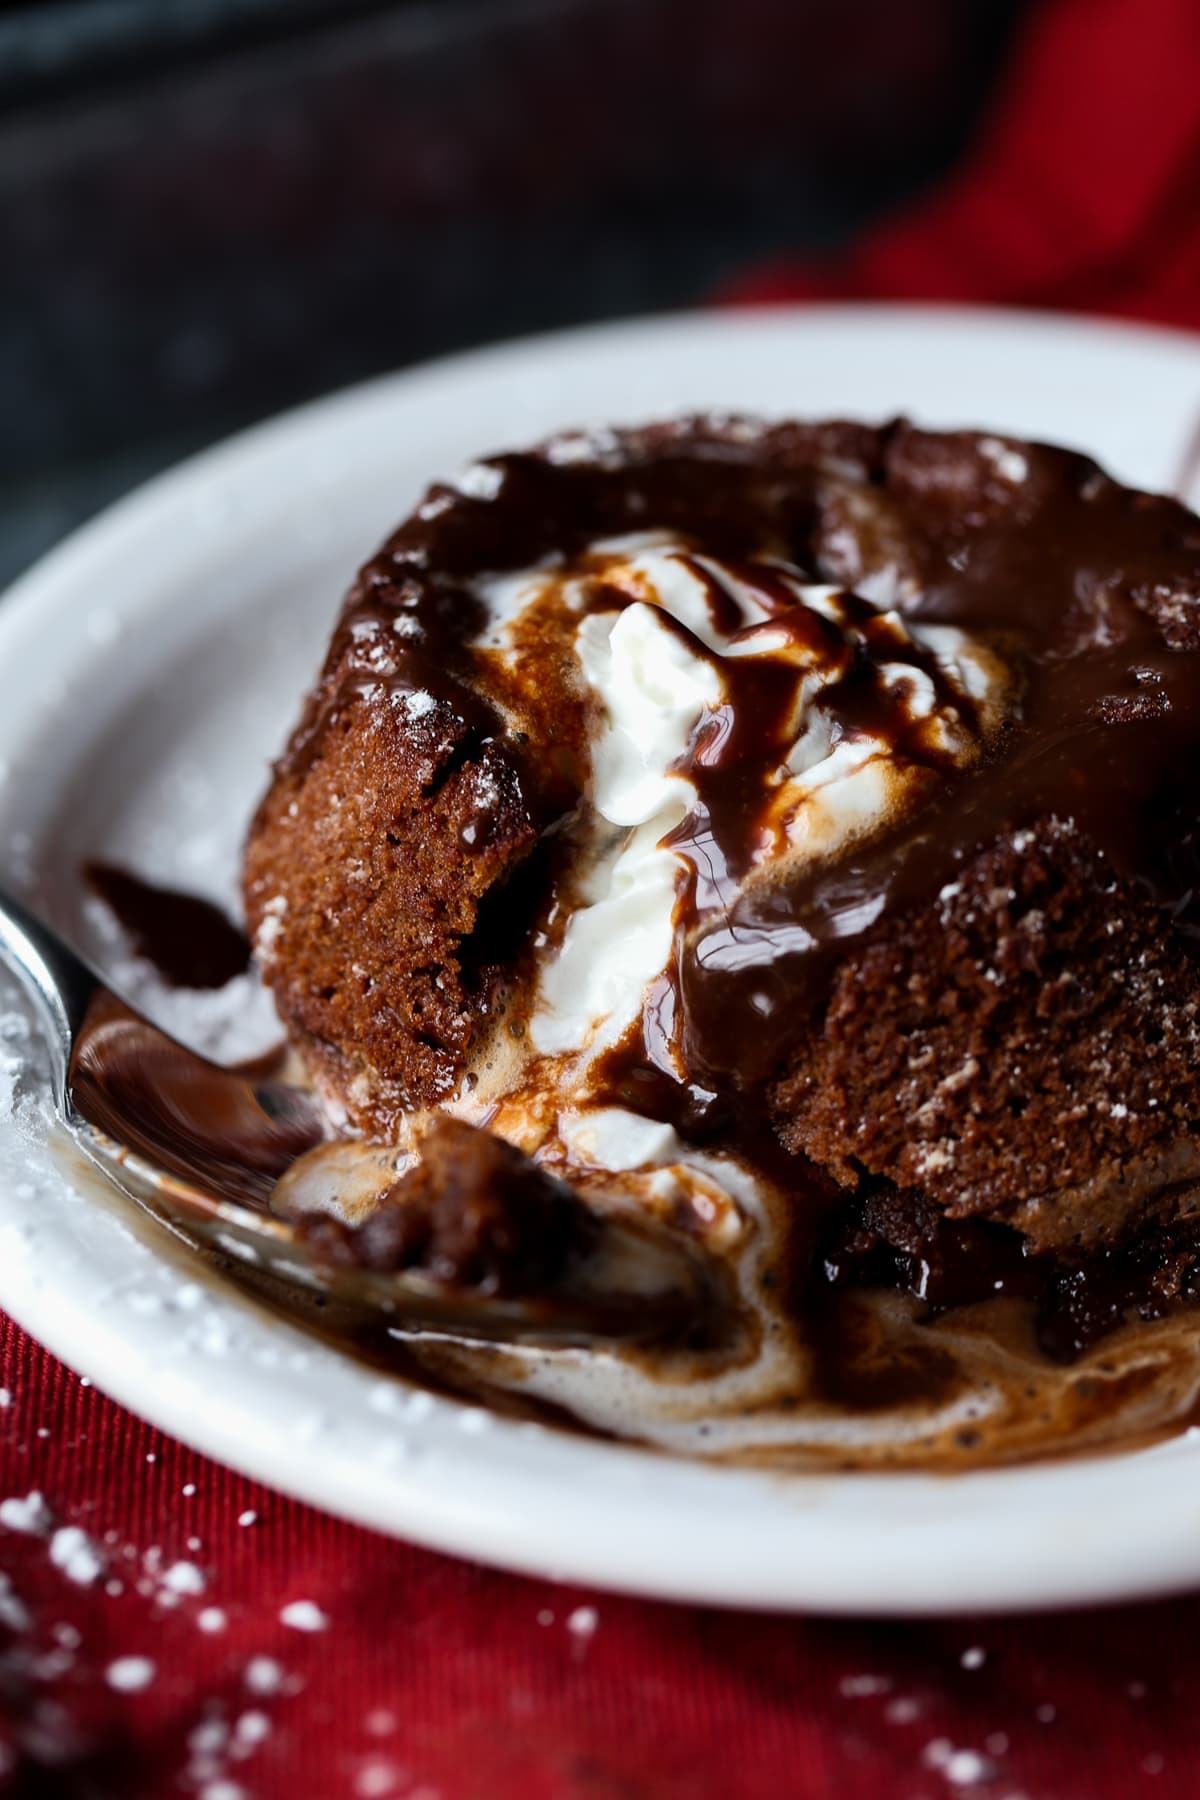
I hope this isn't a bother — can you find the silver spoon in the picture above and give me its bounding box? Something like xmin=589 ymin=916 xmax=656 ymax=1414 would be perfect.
xmin=0 ymin=886 xmax=717 ymax=1346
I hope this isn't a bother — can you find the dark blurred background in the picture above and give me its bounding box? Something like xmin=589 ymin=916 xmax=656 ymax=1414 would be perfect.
xmin=0 ymin=0 xmax=1032 ymax=588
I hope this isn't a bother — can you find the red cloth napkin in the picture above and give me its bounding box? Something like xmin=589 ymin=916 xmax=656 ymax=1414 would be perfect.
xmin=7 ymin=1310 xmax=1200 ymax=1800
xmin=725 ymin=0 xmax=1200 ymax=332
xmin=5 ymin=2 xmax=1200 ymax=1794
xmin=4 ymin=1319 xmax=1200 ymax=1799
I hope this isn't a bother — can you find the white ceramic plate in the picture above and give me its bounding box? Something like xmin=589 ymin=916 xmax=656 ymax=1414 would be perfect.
xmin=3 ymin=305 xmax=1200 ymax=1616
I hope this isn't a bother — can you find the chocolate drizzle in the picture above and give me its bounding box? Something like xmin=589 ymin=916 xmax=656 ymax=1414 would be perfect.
xmin=663 ymin=584 xmax=985 ymax=917
xmin=307 ymin=418 xmax=1200 ymax=1099
xmin=681 ymin=503 xmax=1200 ymax=1088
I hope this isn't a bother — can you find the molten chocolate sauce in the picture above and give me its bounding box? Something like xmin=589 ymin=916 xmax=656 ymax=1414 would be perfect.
xmin=304 ymin=423 xmax=1200 ymax=1096
xmin=84 ymin=861 xmax=251 ymax=990
xmin=681 ymin=573 xmax=1200 ymax=1090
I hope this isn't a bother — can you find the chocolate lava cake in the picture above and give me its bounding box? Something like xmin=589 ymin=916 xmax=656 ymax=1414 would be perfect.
xmin=244 ymin=416 xmax=1200 ymax=1351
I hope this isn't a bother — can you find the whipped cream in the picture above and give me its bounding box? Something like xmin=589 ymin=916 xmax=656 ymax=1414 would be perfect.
xmin=532 ymin=598 xmax=719 ymax=1059
xmin=486 ymin=532 xmax=1004 ymax=1066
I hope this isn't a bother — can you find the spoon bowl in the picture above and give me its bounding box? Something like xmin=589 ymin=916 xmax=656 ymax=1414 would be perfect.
xmin=0 ymin=886 xmax=716 ymax=1347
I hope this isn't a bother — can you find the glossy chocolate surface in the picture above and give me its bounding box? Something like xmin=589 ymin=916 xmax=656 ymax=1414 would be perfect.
xmin=84 ymin=861 xmax=252 ymax=991
xmin=306 ymin=418 xmax=1200 ymax=1095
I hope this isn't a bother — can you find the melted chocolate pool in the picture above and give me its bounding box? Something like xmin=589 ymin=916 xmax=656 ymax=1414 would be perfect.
xmin=84 ymin=861 xmax=251 ymax=990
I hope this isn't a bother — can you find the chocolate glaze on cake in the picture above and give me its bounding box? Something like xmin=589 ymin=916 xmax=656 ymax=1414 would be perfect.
xmin=245 ymin=415 xmax=1200 ymax=1371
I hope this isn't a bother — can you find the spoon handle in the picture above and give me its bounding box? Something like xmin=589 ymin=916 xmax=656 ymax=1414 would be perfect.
xmin=0 ymin=887 xmax=100 ymax=1111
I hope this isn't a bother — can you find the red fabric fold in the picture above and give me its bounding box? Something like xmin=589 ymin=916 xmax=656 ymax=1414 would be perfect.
xmin=725 ymin=0 xmax=1200 ymax=331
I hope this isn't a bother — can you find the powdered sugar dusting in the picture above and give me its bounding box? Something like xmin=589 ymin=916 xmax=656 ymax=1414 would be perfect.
xmin=105 ymin=1656 xmax=156 ymax=1693
xmin=840 ymin=1673 xmax=893 ymax=1699
xmin=0 ymin=1572 xmax=31 ymax=1633
xmin=978 ymin=436 xmax=1030 ymax=485
xmin=244 ymin=1657 xmax=285 ymax=1695
xmin=48 ymin=1527 xmax=104 ymax=1587
xmin=0 ymin=1007 xmax=33 ymax=1121
xmin=923 ymin=1738 xmax=998 ymax=1787
xmin=162 ymin=1560 xmax=206 ymax=1597
xmin=0 ymin=1491 xmax=53 ymax=1536
xmin=355 ymin=1763 xmax=402 ymax=1797
xmin=454 ymin=461 xmax=506 ymax=501
xmin=233 ymin=1710 xmax=271 ymax=1749
xmin=279 ymin=1600 xmax=329 ymax=1632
